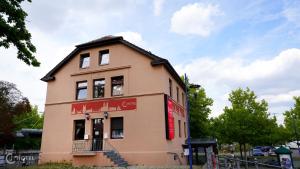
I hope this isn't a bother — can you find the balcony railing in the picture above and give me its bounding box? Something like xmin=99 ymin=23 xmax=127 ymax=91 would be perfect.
xmin=72 ymin=139 xmax=103 ymax=153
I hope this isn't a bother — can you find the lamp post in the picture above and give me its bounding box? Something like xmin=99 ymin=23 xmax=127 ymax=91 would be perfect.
xmin=184 ymin=74 xmax=201 ymax=169
xmin=292 ymin=112 xmax=300 ymax=149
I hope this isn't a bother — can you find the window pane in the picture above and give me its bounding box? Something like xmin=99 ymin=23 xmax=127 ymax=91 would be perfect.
xmin=112 ymin=85 xmax=123 ymax=96
xmin=111 ymin=117 xmax=123 ymax=139
xmin=94 ymin=79 xmax=105 ymax=98
xmin=100 ymin=53 xmax=109 ymax=65
xmin=78 ymin=82 xmax=87 ymax=88
xmin=169 ymin=79 xmax=172 ymax=97
xmin=176 ymin=87 xmax=179 ymax=102
xmin=111 ymin=76 xmax=123 ymax=96
xmin=80 ymin=55 xmax=90 ymax=68
xmin=99 ymin=50 xmax=109 ymax=65
xmin=74 ymin=120 xmax=85 ymax=140
xmin=112 ymin=130 xmax=123 ymax=138
xmin=77 ymin=88 xmax=87 ymax=100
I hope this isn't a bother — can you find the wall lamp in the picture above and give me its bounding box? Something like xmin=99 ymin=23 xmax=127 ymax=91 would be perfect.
xmin=84 ymin=112 xmax=90 ymax=120
xmin=104 ymin=112 xmax=109 ymax=119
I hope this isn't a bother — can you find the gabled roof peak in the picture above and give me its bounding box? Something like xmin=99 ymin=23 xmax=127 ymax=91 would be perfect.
xmin=41 ymin=35 xmax=186 ymax=90
xmin=76 ymin=35 xmax=123 ymax=48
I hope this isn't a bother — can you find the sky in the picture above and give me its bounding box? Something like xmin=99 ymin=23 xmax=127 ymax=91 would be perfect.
xmin=1 ymin=0 xmax=300 ymax=124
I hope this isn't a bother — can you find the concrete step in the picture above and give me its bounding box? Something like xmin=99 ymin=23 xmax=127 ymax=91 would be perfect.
xmin=103 ymin=150 xmax=129 ymax=167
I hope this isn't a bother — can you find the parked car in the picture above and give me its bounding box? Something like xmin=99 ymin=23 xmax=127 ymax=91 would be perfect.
xmin=261 ymin=146 xmax=273 ymax=152
xmin=286 ymin=141 xmax=299 ymax=149
xmin=268 ymin=148 xmax=276 ymax=156
xmin=252 ymin=149 xmax=264 ymax=156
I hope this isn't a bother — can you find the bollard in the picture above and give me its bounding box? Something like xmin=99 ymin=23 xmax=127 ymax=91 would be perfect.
xmin=254 ymin=158 xmax=259 ymax=169
xmin=236 ymin=157 xmax=240 ymax=169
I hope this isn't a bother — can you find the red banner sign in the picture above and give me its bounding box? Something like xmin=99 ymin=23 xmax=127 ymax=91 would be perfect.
xmin=164 ymin=94 xmax=186 ymax=140
xmin=166 ymin=97 xmax=175 ymax=140
xmin=168 ymin=98 xmax=185 ymax=117
xmin=71 ymin=98 xmax=137 ymax=114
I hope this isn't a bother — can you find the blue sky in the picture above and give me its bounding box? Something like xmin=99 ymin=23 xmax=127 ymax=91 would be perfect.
xmin=1 ymin=0 xmax=300 ymax=124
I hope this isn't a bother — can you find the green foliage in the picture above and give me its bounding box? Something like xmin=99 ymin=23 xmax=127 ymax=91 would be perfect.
xmin=13 ymin=105 xmax=44 ymax=130
xmin=184 ymin=76 xmax=213 ymax=138
xmin=14 ymin=137 xmax=41 ymax=150
xmin=221 ymin=87 xmax=269 ymax=145
xmin=0 ymin=0 xmax=40 ymax=66
xmin=210 ymin=87 xmax=285 ymax=158
xmin=0 ymin=80 xmax=31 ymax=146
xmin=284 ymin=96 xmax=300 ymax=142
xmin=189 ymin=87 xmax=213 ymax=137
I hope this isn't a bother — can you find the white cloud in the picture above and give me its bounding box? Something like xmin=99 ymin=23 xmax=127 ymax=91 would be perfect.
xmin=175 ymin=48 xmax=300 ymax=124
xmin=153 ymin=0 xmax=165 ymax=16
xmin=115 ymin=31 xmax=145 ymax=47
xmin=0 ymin=28 xmax=74 ymax=112
xmin=170 ymin=3 xmax=222 ymax=37
xmin=282 ymin=1 xmax=300 ymax=27
xmin=260 ymin=90 xmax=300 ymax=104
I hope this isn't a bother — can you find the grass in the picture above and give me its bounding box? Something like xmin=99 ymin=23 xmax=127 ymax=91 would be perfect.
xmin=19 ymin=163 xmax=203 ymax=169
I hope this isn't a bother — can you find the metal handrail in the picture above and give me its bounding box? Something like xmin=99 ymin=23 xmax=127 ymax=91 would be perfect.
xmin=103 ymin=139 xmax=120 ymax=154
xmin=217 ymin=155 xmax=283 ymax=169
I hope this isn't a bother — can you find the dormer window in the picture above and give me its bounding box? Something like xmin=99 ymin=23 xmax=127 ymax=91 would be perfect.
xmin=99 ymin=50 xmax=109 ymax=65
xmin=80 ymin=53 xmax=90 ymax=68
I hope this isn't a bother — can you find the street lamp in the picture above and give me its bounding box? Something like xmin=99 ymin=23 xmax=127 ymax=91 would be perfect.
xmin=292 ymin=112 xmax=299 ymax=149
xmin=184 ymin=74 xmax=201 ymax=169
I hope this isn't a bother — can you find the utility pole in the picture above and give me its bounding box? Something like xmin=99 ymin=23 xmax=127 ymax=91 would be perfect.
xmin=184 ymin=74 xmax=201 ymax=169
xmin=292 ymin=112 xmax=300 ymax=149
xmin=185 ymin=74 xmax=193 ymax=169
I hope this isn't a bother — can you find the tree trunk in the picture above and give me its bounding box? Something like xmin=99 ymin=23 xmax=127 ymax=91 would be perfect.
xmin=239 ymin=143 xmax=243 ymax=159
xmin=244 ymin=143 xmax=248 ymax=169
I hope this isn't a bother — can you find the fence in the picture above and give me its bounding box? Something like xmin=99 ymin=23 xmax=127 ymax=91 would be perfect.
xmin=0 ymin=150 xmax=39 ymax=168
xmin=216 ymin=155 xmax=283 ymax=169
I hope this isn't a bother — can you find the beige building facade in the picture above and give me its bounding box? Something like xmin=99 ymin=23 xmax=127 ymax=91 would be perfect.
xmin=40 ymin=36 xmax=188 ymax=167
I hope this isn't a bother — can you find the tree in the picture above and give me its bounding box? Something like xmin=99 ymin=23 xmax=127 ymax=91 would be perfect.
xmin=284 ymin=96 xmax=300 ymax=146
xmin=13 ymin=106 xmax=43 ymax=150
xmin=0 ymin=0 xmax=40 ymax=66
xmin=218 ymin=88 xmax=271 ymax=159
xmin=185 ymin=78 xmax=213 ymax=138
xmin=0 ymin=80 xmax=31 ymax=147
xmin=13 ymin=105 xmax=44 ymax=130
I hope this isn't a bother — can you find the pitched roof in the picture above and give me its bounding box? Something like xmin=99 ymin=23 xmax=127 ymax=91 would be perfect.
xmin=274 ymin=146 xmax=292 ymax=154
xmin=41 ymin=35 xmax=186 ymax=90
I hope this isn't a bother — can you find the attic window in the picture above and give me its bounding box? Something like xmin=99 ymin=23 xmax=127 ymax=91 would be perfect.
xmin=80 ymin=53 xmax=90 ymax=68
xmin=99 ymin=50 xmax=109 ymax=65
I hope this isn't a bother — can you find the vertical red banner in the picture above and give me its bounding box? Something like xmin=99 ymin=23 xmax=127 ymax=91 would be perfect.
xmin=165 ymin=94 xmax=175 ymax=140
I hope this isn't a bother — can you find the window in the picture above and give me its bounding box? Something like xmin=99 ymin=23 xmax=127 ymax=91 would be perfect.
xmin=111 ymin=117 xmax=123 ymax=139
xmin=111 ymin=76 xmax=123 ymax=96
xmin=80 ymin=53 xmax=90 ymax=68
xmin=182 ymin=92 xmax=185 ymax=106
xmin=176 ymin=87 xmax=179 ymax=102
xmin=74 ymin=120 xmax=85 ymax=140
xmin=169 ymin=79 xmax=173 ymax=97
xmin=99 ymin=50 xmax=109 ymax=65
xmin=184 ymin=122 xmax=187 ymax=138
xmin=178 ymin=120 xmax=182 ymax=138
xmin=93 ymin=79 xmax=105 ymax=98
xmin=76 ymin=81 xmax=87 ymax=100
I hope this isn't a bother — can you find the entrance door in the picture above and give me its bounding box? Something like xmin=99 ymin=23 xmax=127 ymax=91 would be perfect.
xmin=92 ymin=118 xmax=103 ymax=151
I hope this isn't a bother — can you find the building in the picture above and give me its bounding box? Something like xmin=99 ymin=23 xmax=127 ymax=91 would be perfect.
xmin=40 ymin=36 xmax=188 ymax=166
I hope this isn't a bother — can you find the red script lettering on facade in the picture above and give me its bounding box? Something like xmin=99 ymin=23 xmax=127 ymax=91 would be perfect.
xmin=71 ymin=98 xmax=137 ymax=114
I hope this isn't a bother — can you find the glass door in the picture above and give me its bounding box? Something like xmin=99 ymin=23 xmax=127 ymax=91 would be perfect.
xmin=92 ymin=118 xmax=103 ymax=151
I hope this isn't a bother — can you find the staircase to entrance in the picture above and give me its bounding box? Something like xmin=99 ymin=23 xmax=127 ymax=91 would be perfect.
xmin=103 ymin=150 xmax=128 ymax=167
xmin=72 ymin=139 xmax=129 ymax=167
